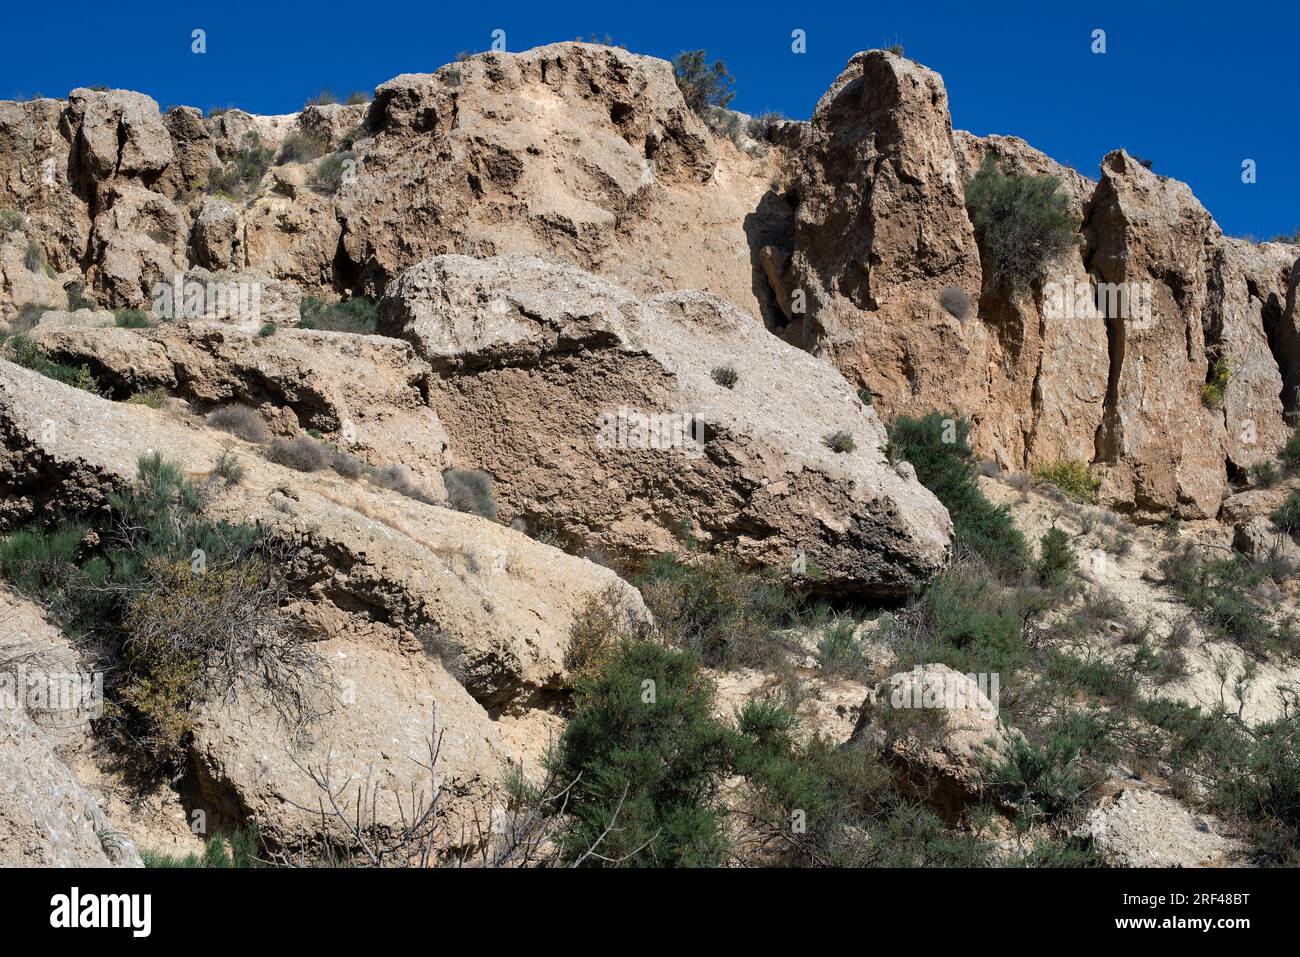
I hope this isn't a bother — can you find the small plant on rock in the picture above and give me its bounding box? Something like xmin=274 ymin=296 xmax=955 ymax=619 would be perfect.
xmin=823 ymin=430 xmax=856 ymax=453
xmin=710 ymin=365 xmax=739 ymax=389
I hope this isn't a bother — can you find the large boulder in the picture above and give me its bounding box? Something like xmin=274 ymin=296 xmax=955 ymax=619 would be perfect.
xmin=380 ymin=253 xmax=952 ymax=597
xmin=1079 ymin=785 xmax=1246 ymax=867
xmin=851 ymin=664 xmax=1012 ymax=822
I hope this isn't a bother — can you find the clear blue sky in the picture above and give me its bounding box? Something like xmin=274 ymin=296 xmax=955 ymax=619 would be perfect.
xmin=2 ymin=0 xmax=1295 ymax=239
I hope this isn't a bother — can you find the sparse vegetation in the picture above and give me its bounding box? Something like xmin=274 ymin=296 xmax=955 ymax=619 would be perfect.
xmin=126 ymin=387 xmax=167 ymax=409
xmin=1032 ymin=459 xmax=1100 ymax=504
xmin=1273 ymin=491 xmax=1300 ymax=535
xmin=313 ymin=152 xmax=354 ymax=194
xmin=1201 ymin=355 xmax=1232 ymax=409
xmin=823 ymin=430 xmax=856 ymax=453
xmin=442 ymin=468 xmax=497 ymax=520
xmin=0 ymin=454 xmax=320 ymax=768
xmin=207 ymin=404 xmax=269 ymax=443
xmin=6 ymin=334 xmax=99 ymax=392
xmin=258 ymin=321 xmax=277 ymax=337
xmin=1249 ymin=460 xmax=1280 ymax=488
xmin=638 ymin=550 xmax=799 ymax=670
xmin=277 ymin=132 xmax=329 ymax=165
xmin=939 ymin=285 xmax=972 ymax=319
xmin=371 ymin=464 xmax=435 ymax=504
xmin=212 ymin=448 xmax=245 ymax=485
xmin=207 ymin=131 xmax=273 ymax=196
xmin=299 ymin=295 xmax=378 ymax=334
xmin=267 ymin=435 xmax=330 ymax=472
xmin=964 ymin=154 xmax=1078 ymax=290
xmin=710 ymin=365 xmax=739 ymax=389
xmin=114 ymin=308 xmax=153 ymax=329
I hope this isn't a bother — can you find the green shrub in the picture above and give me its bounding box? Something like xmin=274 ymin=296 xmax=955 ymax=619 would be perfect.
xmin=887 ymin=412 xmax=1028 ymax=574
xmin=312 ymin=152 xmax=353 ymax=194
xmin=822 ymin=429 xmax=855 ymax=453
xmin=551 ymin=640 xmax=734 ymax=867
xmin=277 ymin=132 xmax=328 ymax=165
xmin=817 ymin=618 xmax=868 ymax=677
xmin=141 ymin=828 xmax=261 ymax=868
xmin=299 ymin=295 xmax=378 ymax=334
xmin=1036 ymin=527 xmax=1076 ymax=587
xmin=258 ymin=321 xmax=277 ymax=337
xmin=672 ymin=51 xmax=734 ymax=114
xmin=306 ymin=89 xmax=339 ymax=107
xmin=1273 ymin=491 xmax=1300 ymax=534
xmin=126 ymin=387 xmax=167 ymax=409
xmin=964 ymin=154 xmax=1077 ymax=290
xmin=1215 ymin=719 xmax=1300 ymax=865
xmin=212 ymin=448 xmax=244 ymax=485
xmin=1032 ymin=459 xmax=1099 ymax=503
xmin=857 ymin=386 xmax=873 ymax=406
xmin=0 ymin=455 xmax=315 ymax=768
xmin=1249 ymin=460 xmax=1280 ymax=488
xmin=920 ymin=561 xmax=1030 ymax=676
xmin=7 ymin=334 xmax=99 ymax=392
xmin=710 ymin=365 xmax=739 ymax=389
xmin=344 ymin=91 xmax=369 ymax=106
xmin=1162 ymin=544 xmax=1290 ymax=657
xmin=0 ymin=208 xmax=24 ymax=233
xmin=992 ymin=727 xmax=1093 ymax=824
xmin=114 ymin=308 xmax=153 ymax=329
xmin=1283 ymin=428 xmax=1300 ymax=472
xmin=638 ymin=551 xmax=798 ymax=670
xmin=1201 ymin=355 xmax=1232 ymax=409
xmin=207 ymin=131 xmax=273 ymax=196
xmin=442 ymin=468 xmax=497 ymax=519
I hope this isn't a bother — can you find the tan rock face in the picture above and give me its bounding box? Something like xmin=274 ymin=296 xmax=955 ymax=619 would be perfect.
xmin=953 ymin=132 xmax=1108 ymax=471
xmin=851 ymin=664 xmax=1011 ymax=823
xmin=0 ymin=357 xmax=647 ymax=850
xmin=778 ymin=51 xmax=986 ymax=423
xmin=1080 ymin=786 xmax=1246 ymax=867
xmin=334 ymin=43 xmax=771 ymax=313
xmin=1087 ymin=151 xmax=1229 ymax=517
xmin=381 ymin=253 xmax=952 ymax=597
xmin=0 ymin=587 xmax=143 ymax=867
xmin=30 ymin=322 xmax=450 ymax=480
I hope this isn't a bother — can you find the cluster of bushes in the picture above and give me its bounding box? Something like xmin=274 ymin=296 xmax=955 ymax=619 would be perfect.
xmin=1160 ymin=544 xmax=1294 ymax=658
xmin=299 ymin=295 xmax=379 ymax=334
xmin=1032 ymin=459 xmax=1100 ymax=504
xmin=5 ymin=334 xmax=99 ymax=392
xmin=0 ymin=454 xmax=320 ymax=769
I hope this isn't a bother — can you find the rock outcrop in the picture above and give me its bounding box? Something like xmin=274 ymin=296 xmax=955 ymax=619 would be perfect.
xmin=1 ymin=587 xmax=143 ymax=866
xmin=380 ymin=253 xmax=953 ymax=597
xmin=0 ymin=357 xmax=647 ymax=850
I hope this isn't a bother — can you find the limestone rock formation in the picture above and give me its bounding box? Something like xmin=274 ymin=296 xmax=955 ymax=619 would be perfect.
xmin=775 ymin=51 xmax=986 ymax=424
xmin=0 ymin=357 xmax=647 ymax=849
xmin=1080 ymin=785 xmax=1246 ymax=867
xmin=851 ymin=664 xmax=1012 ymax=822
xmin=29 ymin=322 xmax=449 ymax=479
xmin=380 ymin=253 xmax=953 ymax=597
xmin=0 ymin=588 xmax=143 ymax=867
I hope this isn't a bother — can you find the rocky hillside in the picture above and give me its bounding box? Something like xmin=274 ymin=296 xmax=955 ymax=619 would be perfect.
xmin=1 ymin=41 xmax=1297 ymax=868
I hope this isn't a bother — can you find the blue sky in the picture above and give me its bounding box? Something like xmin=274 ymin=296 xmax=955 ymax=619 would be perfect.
xmin=2 ymin=0 xmax=1295 ymax=239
